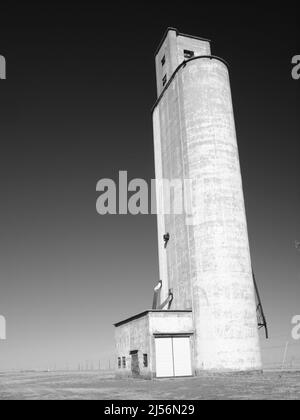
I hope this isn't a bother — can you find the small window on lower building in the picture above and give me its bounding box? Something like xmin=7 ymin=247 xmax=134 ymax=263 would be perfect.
xmin=122 ymin=357 xmax=126 ymax=369
xmin=161 ymin=55 xmax=166 ymax=66
xmin=118 ymin=357 xmax=121 ymax=369
xmin=184 ymin=50 xmax=195 ymax=59
xmin=162 ymin=75 xmax=167 ymax=86
xmin=143 ymin=354 xmax=148 ymax=368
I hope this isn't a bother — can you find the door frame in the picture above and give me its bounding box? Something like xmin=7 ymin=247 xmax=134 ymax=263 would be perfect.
xmin=153 ymin=333 xmax=194 ymax=378
xmin=130 ymin=350 xmax=140 ymax=378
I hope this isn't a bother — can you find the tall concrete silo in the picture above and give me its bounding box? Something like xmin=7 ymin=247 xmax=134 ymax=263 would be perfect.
xmin=152 ymin=28 xmax=262 ymax=372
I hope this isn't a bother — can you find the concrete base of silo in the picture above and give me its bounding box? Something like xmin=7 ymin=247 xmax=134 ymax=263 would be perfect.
xmin=114 ymin=310 xmax=263 ymax=380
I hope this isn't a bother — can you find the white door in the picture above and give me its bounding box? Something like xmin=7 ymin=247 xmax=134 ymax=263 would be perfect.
xmin=155 ymin=338 xmax=174 ymax=378
xmin=172 ymin=337 xmax=192 ymax=377
xmin=155 ymin=337 xmax=192 ymax=378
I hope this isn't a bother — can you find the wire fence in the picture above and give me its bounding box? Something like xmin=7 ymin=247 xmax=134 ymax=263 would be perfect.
xmin=1 ymin=337 xmax=299 ymax=373
xmin=261 ymin=339 xmax=300 ymax=371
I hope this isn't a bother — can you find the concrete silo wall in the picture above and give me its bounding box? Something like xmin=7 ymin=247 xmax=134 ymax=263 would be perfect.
xmin=153 ymin=71 xmax=193 ymax=311
xmin=153 ymin=56 xmax=262 ymax=372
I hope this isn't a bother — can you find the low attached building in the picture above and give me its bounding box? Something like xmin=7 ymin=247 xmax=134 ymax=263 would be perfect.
xmin=114 ymin=310 xmax=194 ymax=379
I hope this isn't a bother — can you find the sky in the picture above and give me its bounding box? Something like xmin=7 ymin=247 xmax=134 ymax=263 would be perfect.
xmin=0 ymin=1 xmax=299 ymax=371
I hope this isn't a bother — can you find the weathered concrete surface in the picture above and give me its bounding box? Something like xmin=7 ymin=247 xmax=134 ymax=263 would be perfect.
xmin=149 ymin=311 xmax=193 ymax=336
xmin=184 ymin=58 xmax=261 ymax=373
xmin=155 ymin=29 xmax=211 ymax=96
xmin=153 ymin=30 xmax=262 ymax=372
xmin=115 ymin=314 xmax=151 ymax=379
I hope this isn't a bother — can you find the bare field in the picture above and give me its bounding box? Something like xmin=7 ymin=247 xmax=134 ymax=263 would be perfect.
xmin=0 ymin=370 xmax=299 ymax=400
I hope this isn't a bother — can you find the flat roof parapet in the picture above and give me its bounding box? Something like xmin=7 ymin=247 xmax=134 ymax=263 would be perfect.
xmin=154 ymin=27 xmax=211 ymax=56
xmin=114 ymin=310 xmax=193 ymax=328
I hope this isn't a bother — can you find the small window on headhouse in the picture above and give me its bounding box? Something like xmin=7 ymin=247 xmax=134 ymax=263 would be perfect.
xmin=184 ymin=50 xmax=195 ymax=59
xmin=118 ymin=357 xmax=121 ymax=369
xmin=143 ymin=354 xmax=148 ymax=368
xmin=162 ymin=75 xmax=167 ymax=86
xmin=122 ymin=357 xmax=126 ymax=369
xmin=161 ymin=55 xmax=166 ymax=66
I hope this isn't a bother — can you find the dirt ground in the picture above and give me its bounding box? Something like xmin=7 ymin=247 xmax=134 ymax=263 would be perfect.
xmin=0 ymin=370 xmax=299 ymax=400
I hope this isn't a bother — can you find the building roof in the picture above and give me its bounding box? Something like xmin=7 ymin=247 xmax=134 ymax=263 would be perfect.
xmin=114 ymin=310 xmax=193 ymax=328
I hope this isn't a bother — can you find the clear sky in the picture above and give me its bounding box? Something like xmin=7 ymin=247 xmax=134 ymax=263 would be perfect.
xmin=0 ymin=2 xmax=299 ymax=371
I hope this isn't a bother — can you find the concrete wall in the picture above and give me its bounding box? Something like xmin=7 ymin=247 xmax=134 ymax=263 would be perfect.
xmin=115 ymin=314 xmax=151 ymax=379
xmin=153 ymin=56 xmax=262 ymax=372
xmin=153 ymin=73 xmax=194 ymax=311
xmin=183 ymin=58 xmax=261 ymax=372
xmin=153 ymin=29 xmax=211 ymax=309
xmin=153 ymin=109 xmax=169 ymax=304
xmin=149 ymin=311 xmax=193 ymax=335
xmin=155 ymin=29 xmax=211 ymax=97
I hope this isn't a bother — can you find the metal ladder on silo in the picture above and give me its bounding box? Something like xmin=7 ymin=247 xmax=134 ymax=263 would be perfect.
xmin=253 ymin=271 xmax=269 ymax=339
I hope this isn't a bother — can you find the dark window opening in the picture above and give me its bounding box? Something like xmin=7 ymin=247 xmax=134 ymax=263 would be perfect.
xmin=161 ymin=55 xmax=166 ymax=66
xmin=143 ymin=354 xmax=148 ymax=368
xmin=118 ymin=357 xmax=121 ymax=369
xmin=184 ymin=50 xmax=195 ymax=59
xmin=122 ymin=357 xmax=126 ymax=369
xmin=162 ymin=75 xmax=167 ymax=86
